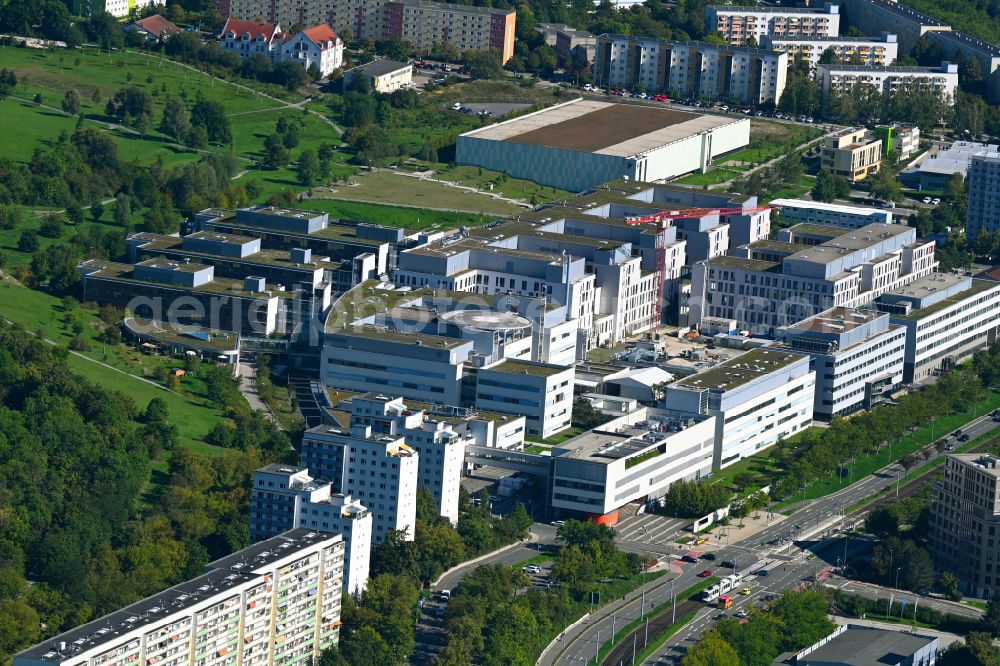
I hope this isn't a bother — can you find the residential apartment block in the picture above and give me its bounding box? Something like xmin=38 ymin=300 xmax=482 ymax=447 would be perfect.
xmin=876 ymin=273 xmax=1000 ymax=382
xmin=556 ymin=28 xmax=597 ymax=66
xmin=841 ymin=0 xmax=951 ymax=54
xmin=817 ymin=62 xmax=959 ymax=102
xmin=78 ymin=259 xmax=291 ymax=336
xmin=250 ymin=465 xmax=372 ymax=595
xmin=550 ymin=414 xmax=717 ymax=517
xmin=967 ymin=153 xmax=1000 ymax=239
xmin=14 ymin=529 xmax=344 ymax=666
xmin=925 ymin=31 xmax=1000 ymax=103
xmin=821 ymin=127 xmax=883 ymax=181
xmin=300 ymin=424 xmax=419 ymax=543
xmin=663 ymin=348 xmax=815 ymax=469
xmin=332 ymin=393 xmax=466 ymax=523
xmin=778 ymin=307 xmax=905 ymax=419
xmin=593 ymin=34 xmax=789 ymax=105
xmin=761 ymin=33 xmax=898 ymax=69
xmin=217 ymin=0 xmax=516 ymax=63
xmin=769 ymin=199 xmax=893 ymax=229
xmin=706 ymin=4 xmax=841 ymax=47
xmin=689 ymin=222 xmax=938 ymax=336
xmin=384 ymin=0 xmax=516 ymax=64
xmin=930 ymin=454 xmax=1000 ymax=598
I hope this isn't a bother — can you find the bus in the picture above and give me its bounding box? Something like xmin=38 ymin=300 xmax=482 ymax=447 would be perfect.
xmin=718 ymin=595 xmax=733 ymax=610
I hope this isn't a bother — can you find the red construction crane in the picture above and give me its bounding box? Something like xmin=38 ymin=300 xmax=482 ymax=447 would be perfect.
xmin=623 ymin=205 xmax=774 ymax=327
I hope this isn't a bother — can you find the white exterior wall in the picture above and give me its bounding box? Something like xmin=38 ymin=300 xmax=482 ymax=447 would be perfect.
xmin=898 ymin=283 xmax=1000 ymax=383
xmin=550 ymin=418 xmax=717 ymax=515
xmin=814 ymin=326 xmax=906 ymax=418
xmin=765 ymin=37 xmax=898 ymax=68
xmin=321 ymin=342 xmax=465 ymax=406
xmin=817 ymin=65 xmax=959 ymax=101
xmin=280 ymin=32 xmax=344 ymax=76
xmin=476 ymin=364 xmax=575 ymax=439
xmin=771 ymin=199 xmax=893 ymax=228
xmin=404 ymin=425 xmax=465 ymax=524
xmin=542 ymin=318 xmax=579 ymax=366
xmin=714 ymin=367 xmax=815 ymax=468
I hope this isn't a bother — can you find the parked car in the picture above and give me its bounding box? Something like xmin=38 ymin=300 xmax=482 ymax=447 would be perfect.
xmin=735 ymin=609 xmax=749 ymax=618
xmin=922 ymin=196 xmax=932 ymax=204
xmin=523 ymin=565 xmax=542 ymax=574
xmin=932 ymin=198 xmax=941 ymax=205
xmin=701 ymin=552 xmax=717 ymax=561
xmin=438 ymin=589 xmax=451 ymax=601
xmin=451 ymin=102 xmax=462 ymax=110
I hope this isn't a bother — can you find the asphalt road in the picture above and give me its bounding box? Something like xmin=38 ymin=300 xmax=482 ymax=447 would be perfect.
xmin=409 ymin=524 xmax=560 ymax=665
xmin=550 ymin=410 xmax=1000 ymax=666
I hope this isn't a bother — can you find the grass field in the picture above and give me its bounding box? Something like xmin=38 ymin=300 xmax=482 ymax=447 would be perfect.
xmin=0 ymin=279 xmax=226 ymax=451
xmin=314 ymin=170 xmax=525 ymax=215
xmin=721 ymin=120 xmax=826 ymax=165
xmin=296 ymin=197 xmax=485 ymax=230
xmin=428 ymin=164 xmax=574 ymax=205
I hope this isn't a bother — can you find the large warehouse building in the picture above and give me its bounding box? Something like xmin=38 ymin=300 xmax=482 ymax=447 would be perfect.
xmin=455 ymin=99 xmax=750 ymax=192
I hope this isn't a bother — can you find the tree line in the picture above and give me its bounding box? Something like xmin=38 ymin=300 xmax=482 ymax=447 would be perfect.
xmin=0 ymin=321 xmax=292 ymax=661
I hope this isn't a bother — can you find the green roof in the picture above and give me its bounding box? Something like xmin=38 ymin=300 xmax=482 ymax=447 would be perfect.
xmin=894 ymin=279 xmax=1000 ymax=321
xmin=331 ymin=324 xmax=470 ymax=349
xmin=674 ymin=348 xmax=804 ymax=392
xmin=487 ymin=359 xmax=569 ymax=377
xmin=705 ymin=255 xmax=780 ymax=272
xmin=787 ymin=223 xmax=849 ymax=238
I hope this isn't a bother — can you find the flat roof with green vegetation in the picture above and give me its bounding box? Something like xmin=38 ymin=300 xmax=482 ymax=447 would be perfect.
xmin=787 ymin=223 xmax=850 ymax=238
xmin=331 ymin=324 xmax=470 ymax=349
xmin=895 ymin=278 xmax=1000 ymax=321
xmin=704 ymin=255 xmax=781 ymax=272
xmin=748 ymin=240 xmax=803 ymax=253
xmin=487 ymin=359 xmax=568 ymax=377
xmin=674 ymin=348 xmax=804 ymax=392
xmin=125 ymin=318 xmax=240 ymax=352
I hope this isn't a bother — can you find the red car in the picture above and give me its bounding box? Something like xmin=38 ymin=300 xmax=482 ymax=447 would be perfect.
xmin=698 ymin=570 xmax=713 ymax=578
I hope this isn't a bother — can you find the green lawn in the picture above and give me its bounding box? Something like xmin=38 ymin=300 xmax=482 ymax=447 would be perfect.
xmin=526 ymin=428 xmax=583 ymax=447
xmin=776 ymin=392 xmax=1000 ymax=511
xmin=0 ymin=280 xmax=226 ymax=452
xmin=428 ymin=164 xmax=574 ymax=205
xmin=296 ymin=198 xmax=485 ymax=230
xmin=312 ymin=169 xmax=524 ymax=215
xmin=765 ymin=173 xmax=816 ymax=200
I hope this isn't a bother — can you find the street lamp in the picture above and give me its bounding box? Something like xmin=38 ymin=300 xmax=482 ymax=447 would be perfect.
xmin=895 ymin=566 xmax=902 ymax=590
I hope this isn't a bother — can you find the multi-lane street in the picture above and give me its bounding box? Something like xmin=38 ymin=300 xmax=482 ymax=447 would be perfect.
xmin=546 ymin=409 xmax=1000 ymax=666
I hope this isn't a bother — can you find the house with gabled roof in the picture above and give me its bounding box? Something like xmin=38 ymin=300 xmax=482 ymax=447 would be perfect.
xmin=281 ymin=24 xmax=344 ymax=76
xmin=219 ymin=17 xmax=284 ymax=60
xmin=123 ymin=14 xmax=183 ymax=42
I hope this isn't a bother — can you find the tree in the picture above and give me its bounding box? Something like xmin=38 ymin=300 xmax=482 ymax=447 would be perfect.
xmin=812 ymin=168 xmax=838 ymax=202
xmin=160 ymin=97 xmax=191 ymax=142
xmin=273 ymin=61 xmax=309 ymax=92
xmin=87 ymin=11 xmax=124 ymax=50
xmin=938 ymin=572 xmax=962 ymax=601
xmin=682 ymin=630 xmax=739 ymax=666
xmin=464 ymin=50 xmax=503 ymax=80
xmin=941 ymin=633 xmax=999 ymax=666
xmin=868 ymin=168 xmax=902 ymax=203
xmin=113 ymin=194 xmax=131 ymax=227
xmin=17 ymin=230 xmax=39 ymax=253
xmin=105 ymin=87 xmax=154 ymax=128
xmin=0 ymin=68 xmax=17 ymax=98
xmin=572 ymin=397 xmax=611 ymax=430
xmin=61 ymin=89 xmax=81 ymax=116
xmin=296 ymin=148 xmax=321 ymax=186
xmin=865 ymin=506 xmax=899 ymax=538
xmin=819 ymin=47 xmax=839 ymax=65
xmin=190 ymin=99 xmax=232 ymax=144
xmin=770 ymin=589 xmax=834 ymax=652
xmin=984 ymin=596 xmax=1000 ymax=636
xmin=954 ymin=91 xmax=988 ymax=138
xmin=262 ymin=133 xmax=291 ymax=169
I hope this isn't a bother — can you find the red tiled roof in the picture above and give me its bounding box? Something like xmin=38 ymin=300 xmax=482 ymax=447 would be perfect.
xmin=302 ymin=24 xmax=338 ymax=44
xmin=975 ymin=265 xmax=1000 ymax=281
xmin=220 ymin=18 xmax=279 ymax=42
xmin=134 ymin=14 xmax=182 ymax=37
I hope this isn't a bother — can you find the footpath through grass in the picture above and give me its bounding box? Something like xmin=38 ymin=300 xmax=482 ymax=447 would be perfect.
xmin=0 ymin=280 xmax=225 ymax=452
xmin=776 ymin=392 xmax=1000 ymax=512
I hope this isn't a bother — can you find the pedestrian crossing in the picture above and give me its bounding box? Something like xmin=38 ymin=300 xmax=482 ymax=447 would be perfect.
xmin=614 ymin=513 xmax=687 ymax=546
